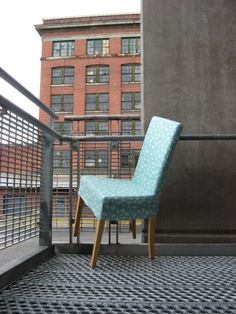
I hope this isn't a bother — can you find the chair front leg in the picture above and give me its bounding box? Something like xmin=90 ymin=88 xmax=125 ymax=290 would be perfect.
xmin=130 ymin=220 xmax=136 ymax=239
xmin=90 ymin=220 xmax=105 ymax=269
xmin=73 ymin=196 xmax=85 ymax=237
xmin=148 ymin=216 xmax=156 ymax=259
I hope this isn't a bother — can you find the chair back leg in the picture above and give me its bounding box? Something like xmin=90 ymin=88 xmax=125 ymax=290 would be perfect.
xmin=90 ymin=220 xmax=105 ymax=269
xmin=73 ymin=196 xmax=85 ymax=237
xmin=148 ymin=216 xmax=156 ymax=259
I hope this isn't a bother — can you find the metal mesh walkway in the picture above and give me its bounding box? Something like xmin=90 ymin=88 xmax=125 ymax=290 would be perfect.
xmin=1 ymin=254 xmax=236 ymax=313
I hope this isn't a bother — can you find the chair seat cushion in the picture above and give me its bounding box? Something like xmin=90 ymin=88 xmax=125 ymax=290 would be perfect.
xmin=79 ymin=176 xmax=158 ymax=220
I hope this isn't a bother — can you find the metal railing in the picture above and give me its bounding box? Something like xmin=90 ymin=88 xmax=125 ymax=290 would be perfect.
xmin=0 ymin=68 xmax=60 ymax=250
xmin=1 ymin=67 xmax=236 ymax=250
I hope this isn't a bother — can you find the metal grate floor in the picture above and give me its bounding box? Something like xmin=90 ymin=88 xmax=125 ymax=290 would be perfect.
xmin=1 ymin=255 xmax=236 ymax=313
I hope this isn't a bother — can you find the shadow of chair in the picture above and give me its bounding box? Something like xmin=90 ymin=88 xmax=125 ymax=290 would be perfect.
xmin=74 ymin=116 xmax=183 ymax=268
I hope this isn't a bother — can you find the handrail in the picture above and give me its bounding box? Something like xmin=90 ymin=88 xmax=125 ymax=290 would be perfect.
xmin=0 ymin=67 xmax=58 ymax=120
xmin=64 ymin=134 xmax=236 ymax=142
xmin=0 ymin=95 xmax=63 ymax=140
xmin=64 ymin=114 xmax=141 ymax=121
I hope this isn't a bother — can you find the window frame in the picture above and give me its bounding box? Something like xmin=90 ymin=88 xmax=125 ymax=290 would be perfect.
xmin=54 ymin=197 xmax=67 ymax=217
xmin=87 ymin=39 xmax=110 ymax=56
xmin=51 ymin=95 xmax=74 ymax=113
xmin=121 ymin=37 xmax=141 ymax=54
xmin=53 ymin=122 xmax=71 ymax=136
xmin=86 ymin=65 xmax=109 ymax=84
xmin=84 ymin=150 xmax=108 ymax=168
xmin=51 ymin=67 xmax=74 ymax=85
xmin=121 ymin=120 xmax=141 ymax=135
xmin=121 ymin=64 xmax=141 ymax=83
xmin=85 ymin=93 xmax=109 ymax=112
xmin=52 ymin=40 xmax=75 ymax=57
xmin=3 ymin=195 xmax=26 ymax=216
xmin=121 ymin=92 xmax=141 ymax=111
xmin=120 ymin=150 xmax=140 ymax=168
xmin=85 ymin=121 xmax=109 ymax=135
xmin=53 ymin=150 xmax=70 ymax=168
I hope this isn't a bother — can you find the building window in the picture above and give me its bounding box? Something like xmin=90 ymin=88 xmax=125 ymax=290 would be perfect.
xmin=86 ymin=65 xmax=109 ymax=84
xmin=87 ymin=39 xmax=109 ymax=56
xmin=121 ymin=37 xmax=141 ymax=54
xmin=85 ymin=121 xmax=109 ymax=135
xmin=86 ymin=94 xmax=109 ymax=112
xmin=53 ymin=151 xmax=70 ymax=168
xmin=121 ymin=92 xmax=141 ymax=111
xmin=121 ymin=64 xmax=141 ymax=83
xmin=54 ymin=197 xmax=67 ymax=217
xmin=121 ymin=150 xmax=140 ymax=168
xmin=52 ymin=41 xmax=75 ymax=57
xmin=121 ymin=120 xmax=141 ymax=135
xmin=53 ymin=122 xmax=71 ymax=135
xmin=51 ymin=95 xmax=73 ymax=113
xmin=3 ymin=195 xmax=26 ymax=216
xmin=85 ymin=150 xmax=108 ymax=168
xmin=51 ymin=67 xmax=74 ymax=85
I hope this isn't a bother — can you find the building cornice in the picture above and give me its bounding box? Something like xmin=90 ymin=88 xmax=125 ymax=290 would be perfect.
xmin=35 ymin=14 xmax=140 ymax=36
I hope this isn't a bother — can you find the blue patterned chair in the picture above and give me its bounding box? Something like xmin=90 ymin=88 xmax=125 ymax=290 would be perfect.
xmin=74 ymin=116 xmax=183 ymax=268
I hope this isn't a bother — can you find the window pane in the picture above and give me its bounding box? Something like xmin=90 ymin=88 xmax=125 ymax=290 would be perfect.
xmin=86 ymin=122 xmax=96 ymax=135
xmin=99 ymin=66 xmax=109 ymax=83
xmin=55 ymin=197 xmax=66 ymax=217
xmin=53 ymin=41 xmax=74 ymax=57
xmin=121 ymin=39 xmax=129 ymax=54
xmin=122 ymin=93 xmax=132 ymax=110
xmin=122 ymin=121 xmax=132 ymax=135
xmin=63 ymin=123 xmax=71 ymax=135
xmin=130 ymin=38 xmax=136 ymax=53
xmin=64 ymin=67 xmax=74 ymax=84
xmin=87 ymin=41 xmax=94 ymax=55
xmin=102 ymin=40 xmax=109 ymax=55
xmin=98 ymin=94 xmax=109 ymax=111
xmin=87 ymin=39 xmax=109 ymax=55
xmin=121 ymin=151 xmax=130 ymax=167
xmin=63 ymin=95 xmax=73 ymax=112
xmin=121 ymin=65 xmax=132 ymax=82
xmin=97 ymin=151 xmax=108 ymax=167
xmin=53 ymin=42 xmax=60 ymax=57
xmin=98 ymin=122 xmax=109 ymax=135
xmin=134 ymin=65 xmax=141 ymax=82
xmin=86 ymin=94 xmax=96 ymax=111
xmin=52 ymin=67 xmax=74 ymax=85
xmin=85 ymin=151 xmax=96 ymax=167
xmin=86 ymin=66 xmax=97 ymax=83
xmin=135 ymin=121 xmax=141 ymax=135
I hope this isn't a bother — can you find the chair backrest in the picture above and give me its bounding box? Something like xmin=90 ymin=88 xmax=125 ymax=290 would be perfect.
xmin=133 ymin=116 xmax=183 ymax=195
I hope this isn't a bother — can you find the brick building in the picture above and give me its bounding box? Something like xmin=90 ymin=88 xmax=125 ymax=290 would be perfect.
xmin=35 ymin=14 xmax=141 ymax=223
xmin=35 ymin=13 xmax=141 ymax=135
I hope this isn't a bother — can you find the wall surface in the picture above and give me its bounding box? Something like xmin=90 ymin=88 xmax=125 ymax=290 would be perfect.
xmin=142 ymin=0 xmax=236 ymax=242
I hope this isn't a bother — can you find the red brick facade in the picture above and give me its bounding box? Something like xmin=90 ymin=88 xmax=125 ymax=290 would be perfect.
xmin=35 ymin=14 xmax=141 ymax=134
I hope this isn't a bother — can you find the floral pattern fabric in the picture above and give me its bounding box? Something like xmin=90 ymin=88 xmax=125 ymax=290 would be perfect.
xmin=79 ymin=116 xmax=183 ymax=220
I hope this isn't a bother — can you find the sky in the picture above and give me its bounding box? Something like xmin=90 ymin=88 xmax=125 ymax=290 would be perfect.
xmin=0 ymin=0 xmax=141 ymax=118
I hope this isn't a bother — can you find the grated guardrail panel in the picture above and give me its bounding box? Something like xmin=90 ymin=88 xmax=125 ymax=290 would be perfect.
xmin=1 ymin=255 xmax=236 ymax=313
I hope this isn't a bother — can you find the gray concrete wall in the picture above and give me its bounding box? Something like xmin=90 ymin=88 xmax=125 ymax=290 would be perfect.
xmin=142 ymin=0 xmax=236 ymax=242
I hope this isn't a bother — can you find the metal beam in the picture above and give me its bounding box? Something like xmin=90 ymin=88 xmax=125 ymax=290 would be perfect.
xmin=0 ymin=67 xmax=58 ymax=120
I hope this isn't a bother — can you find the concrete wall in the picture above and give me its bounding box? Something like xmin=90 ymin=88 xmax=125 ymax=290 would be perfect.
xmin=142 ymin=0 xmax=236 ymax=243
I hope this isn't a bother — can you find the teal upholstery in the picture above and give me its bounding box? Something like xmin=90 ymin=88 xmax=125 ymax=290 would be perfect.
xmin=79 ymin=116 xmax=183 ymax=221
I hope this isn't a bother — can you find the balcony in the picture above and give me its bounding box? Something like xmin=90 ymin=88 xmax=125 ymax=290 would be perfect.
xmin=1 ymin=68 xmax=236 ymax=313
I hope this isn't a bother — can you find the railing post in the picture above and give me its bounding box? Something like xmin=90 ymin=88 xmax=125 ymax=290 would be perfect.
xmin=40 ymin=133 xmax=53 ymax=246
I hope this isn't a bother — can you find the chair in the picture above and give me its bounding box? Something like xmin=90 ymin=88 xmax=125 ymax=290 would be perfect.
xmin=74 ymin=116 xmax=183 ymax=268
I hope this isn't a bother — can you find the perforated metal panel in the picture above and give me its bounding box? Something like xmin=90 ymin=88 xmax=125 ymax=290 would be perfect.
xmin=1 ymin=255 xmax=236 ymax=313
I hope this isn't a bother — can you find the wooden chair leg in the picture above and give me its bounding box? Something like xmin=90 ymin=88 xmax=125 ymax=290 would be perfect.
xmin=73 ymin=196 xmax=85 ymax=237
xmin=90 ymin=220 xmax=105 ymax=269
xmin=130 ymin=220 xmax=136 ymax=239
xmin=148 ymin=216 xmax=156 ymax=259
